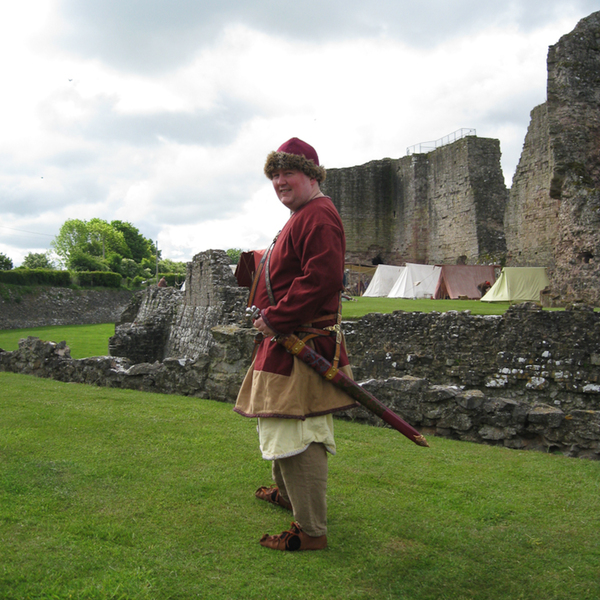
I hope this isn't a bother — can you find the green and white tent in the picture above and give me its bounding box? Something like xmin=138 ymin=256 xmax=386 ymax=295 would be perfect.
xmin=480 ymin=267 xmax=549 ymax=303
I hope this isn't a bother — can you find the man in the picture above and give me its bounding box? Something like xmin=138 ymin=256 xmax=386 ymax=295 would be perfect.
xmin=234 ymin=137 xmax=356 ymax=551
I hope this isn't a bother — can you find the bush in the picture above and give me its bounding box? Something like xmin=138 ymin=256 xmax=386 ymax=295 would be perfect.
xmin=105 ymin=252 xmax=124 ymax=274
xmin=68 ymin=251 xmax=109 ymax=272
xmin=0 ymin=269 xmax=71 ymax=286
xmin=73 ymin=271 xmax=122 ymax=288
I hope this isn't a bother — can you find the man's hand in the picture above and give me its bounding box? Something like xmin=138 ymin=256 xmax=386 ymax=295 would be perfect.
xmin=253 ymin=316 xmax=276 ymax=337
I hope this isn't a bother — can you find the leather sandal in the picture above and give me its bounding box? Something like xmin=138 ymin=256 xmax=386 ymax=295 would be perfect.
xmin=255 ymin=486 xmax=293 ymax=511
xmin=259 ymin=521 xmax=327 ymax=551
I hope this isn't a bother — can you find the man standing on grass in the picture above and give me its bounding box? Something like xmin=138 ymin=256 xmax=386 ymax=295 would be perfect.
xmin=234 ymin=137 xmax=356 ymax=551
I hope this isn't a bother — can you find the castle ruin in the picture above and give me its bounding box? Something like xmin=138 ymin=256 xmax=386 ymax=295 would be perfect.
xmin=323 ymin=136 xmax=508 ymax=267
xmin=323 ymin=11 xmax=600 ymax=305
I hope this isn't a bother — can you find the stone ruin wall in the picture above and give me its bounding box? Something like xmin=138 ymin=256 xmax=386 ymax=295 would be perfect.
xmin=108 ymin=251 xmax=248 ymax=364
xmin=3 ymin=249 xmax=600 ymax=460
xmin=0 ymin=287 xmax=133 ymax=330
xmin=505 ymin=11 xmax=600 ymax=305
xmin=323 ymin=158 xmax=400 ymax=265
xmin=546 ymin=11 xmax=600 ymax=305
xmin=323 ymin=136 xmax=508 ymax=268
xmin=425 ymin=136 xmax=507 ymax=264
xmin=164 ymin=249 xmax=248 ymax=360
xmin=504 ymin=104 xmax=559 ymax=270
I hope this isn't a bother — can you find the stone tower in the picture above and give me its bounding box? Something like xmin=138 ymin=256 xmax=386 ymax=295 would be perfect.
xmin=322 ymin=136 xmax=508 ymax=266
xmin=505 ymin=11 xmax=600 ymax=304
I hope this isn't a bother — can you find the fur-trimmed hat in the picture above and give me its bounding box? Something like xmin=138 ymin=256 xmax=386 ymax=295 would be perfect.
xmin=264 ymin=137 xmax=326 ymax=183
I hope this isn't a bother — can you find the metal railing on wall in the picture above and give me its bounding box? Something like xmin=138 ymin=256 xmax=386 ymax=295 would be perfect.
xmin=406 ymin=128 xmax=476 ymax=155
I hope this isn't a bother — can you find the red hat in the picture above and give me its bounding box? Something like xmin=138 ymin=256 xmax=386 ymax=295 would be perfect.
xmin=264 ymin=137 xmax=326 ymax=183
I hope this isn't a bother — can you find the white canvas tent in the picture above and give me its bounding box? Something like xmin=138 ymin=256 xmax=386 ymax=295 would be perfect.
xmin=480 ymin=267 xmax=549 ymax=303
xmin=388 ymin=263 xmax=442 ymax=299
xmin=363 ymin=265 xmax=405 ymax=297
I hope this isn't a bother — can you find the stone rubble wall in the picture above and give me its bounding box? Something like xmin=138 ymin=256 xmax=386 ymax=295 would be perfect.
xmin=339 ymin=377 xmax=600 ymax=460
xmin=2 ymin=321 xmax=599 ymax=459
xmin=344 ymin=302 xmax=600 ymax=413
xmin=0 ymin=287 xmax=133 ymax=330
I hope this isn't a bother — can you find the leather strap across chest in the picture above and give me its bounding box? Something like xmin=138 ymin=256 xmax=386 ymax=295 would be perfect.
xmin=247 ymin=233 xmax=344 ymax=369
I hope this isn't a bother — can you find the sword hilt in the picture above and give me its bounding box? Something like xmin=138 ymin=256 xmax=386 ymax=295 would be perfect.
xmin=246 ymin=305 xmax=261 ymax=321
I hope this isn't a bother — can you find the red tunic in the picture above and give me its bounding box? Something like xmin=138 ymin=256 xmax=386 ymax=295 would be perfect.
xmin=234 ymin=196 xmax=356 ymax=419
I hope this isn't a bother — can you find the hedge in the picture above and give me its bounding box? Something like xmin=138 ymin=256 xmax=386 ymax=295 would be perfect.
xmin=74 ymin=271 xmax=123 ymax=288
xmin=0 ymin=269 xmax=72 ymax=286
xmin=0 ymin=269 xmax=183 ymax=289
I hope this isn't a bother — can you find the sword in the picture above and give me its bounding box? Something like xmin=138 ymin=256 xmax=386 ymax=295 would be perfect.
xmin=246 ymin=306 xmax=429 ymax=447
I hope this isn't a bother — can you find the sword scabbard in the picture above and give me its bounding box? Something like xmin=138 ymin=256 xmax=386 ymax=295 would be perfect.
xmin=277 ymin=333 xmax=429 ymax=448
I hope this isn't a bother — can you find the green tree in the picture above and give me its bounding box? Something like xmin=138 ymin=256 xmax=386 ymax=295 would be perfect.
xmin=51 ymin=219 xmax=88 ymax=266
xmin=86 ymin=218 xmax=130 ymax=259
xmin=0 ymin=252 xmax=13 ymax=270
xmin=141 ymin=257 xmax=157 ymax=273
xmin=51 ymin=219 xmax=130 ymax=266
xmin=0 ymin=252 xmax=12 ymax=271
xmin=111 ymin=220 xmax=153 ymax=263
xmin=21 ymin=252 xmax=55 ymax=269
xmin=158 ymin=258 xmax=186 ymax=274
xmin=226 ymin=248 xmax=244 ymax=265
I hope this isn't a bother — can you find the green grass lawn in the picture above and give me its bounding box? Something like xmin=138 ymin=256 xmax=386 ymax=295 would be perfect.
xmin=0 ymin=323 xmax=115 ymax=358
xmin=1 ymin=372 xmax=599 ymax=600
xmin=341 ymin=297 xmax=512 ymax=318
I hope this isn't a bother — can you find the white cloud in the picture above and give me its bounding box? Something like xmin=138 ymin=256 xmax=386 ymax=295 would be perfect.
xmin=0 ymin=0 xmax=596 ymax=266
xmin=157 ymin=183 xmax=290 ymax=261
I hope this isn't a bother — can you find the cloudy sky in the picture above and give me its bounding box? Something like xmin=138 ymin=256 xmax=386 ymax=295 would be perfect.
xmin=1 ymin=0 xmax=597 ymax=266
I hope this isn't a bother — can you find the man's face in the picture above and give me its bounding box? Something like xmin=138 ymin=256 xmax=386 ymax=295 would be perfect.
xmin=271 ymin=168 xmax=315 ymax=212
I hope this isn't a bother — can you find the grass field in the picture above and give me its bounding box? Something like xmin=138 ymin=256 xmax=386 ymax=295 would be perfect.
xmin=1 ymin=372 xmax=599 ymax=600
xmin=341 ymin=297 xmax=513 ymax=318
xmin=0 ymin=323 xmax=115 ymax=358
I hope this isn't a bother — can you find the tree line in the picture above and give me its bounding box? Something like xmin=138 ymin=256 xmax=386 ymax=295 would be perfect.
xmin=0 ymin=219 xmax=244 ymax=285
xmin=1 ymin=219 xmax=184 ymax=286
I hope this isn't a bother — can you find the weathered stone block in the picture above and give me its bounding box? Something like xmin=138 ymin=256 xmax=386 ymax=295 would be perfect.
xmin=527 ymin=404 xmax=565 ymax=428
xmin=437 ymin=412 xmax=473 ymax=431
xmin=457 ymin=390 xmax=485 ymax=410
